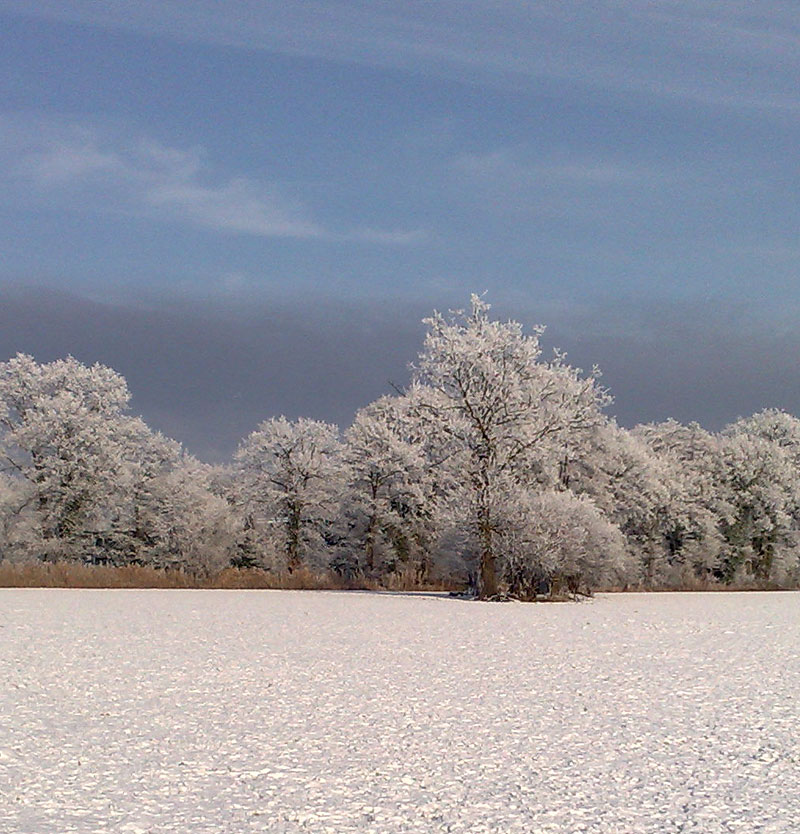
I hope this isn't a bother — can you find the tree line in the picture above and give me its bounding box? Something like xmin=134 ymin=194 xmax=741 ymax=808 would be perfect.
xmin=2 ymin=296 xmax=799 ymax=597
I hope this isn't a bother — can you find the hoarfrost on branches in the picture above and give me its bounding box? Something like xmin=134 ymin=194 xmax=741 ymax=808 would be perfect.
xmin=502 ymin=489 xmax=629 ymax=598
xmin=411 ymin=294 xmax=611 ymax=596
xmin=341 ymin=396 xmax=434 ymax=580
xmin=234 ymin=417 xmax=343 ymax=572
xmin=1 ymin=301 xmax=799 ymax=592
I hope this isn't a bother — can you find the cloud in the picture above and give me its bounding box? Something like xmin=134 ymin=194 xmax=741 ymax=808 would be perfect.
xmin=347 ymin=227 xmax=429 ymax=245
xmin=540 ymin=295 xmax=800 ymax=429
xmin=2 ymin=1 xmax=799 ymax=114
xmin=3 ymin=284 xmax=799 ymax=461
xmin=0 ymin=284 xmax=428 ymax=461
xmin=23 ymin=138 xmax=121 ymax=185
xmin=0 ymin=116 xmax=422 ymax=243
xmin=447 ymin=146 xmax=792 ymax=247
xmin=145 ymin=178 xmax=324 ymax=239
xmin=453 ymin=150 xmax=661 ymax=188
xmin=448 ymin=148 xmax=678 ymax=225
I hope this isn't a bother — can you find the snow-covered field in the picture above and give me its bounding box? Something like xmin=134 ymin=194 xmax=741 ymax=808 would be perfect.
xmin=1 ymin=591 xmax=798 ymax=834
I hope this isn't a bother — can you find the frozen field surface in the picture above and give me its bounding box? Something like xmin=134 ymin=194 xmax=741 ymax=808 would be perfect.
xmin=1 ymin=590 xmax=799 ymax=834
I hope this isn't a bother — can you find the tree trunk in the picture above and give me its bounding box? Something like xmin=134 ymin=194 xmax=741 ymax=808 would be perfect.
xmin=478 ymin=548 xmax=497 ymax=598
xmin=476 ymin=506 xmax=497 ymax=598
xmin=472 ymin=471 xmax=498 ymax=598
xmin=364 ymin=481 xmax=379 ymax=573
xmin=286 ymin=500 xmax=302 ymax=572
xmin=364 ymin=515 xmax=377 ymax=573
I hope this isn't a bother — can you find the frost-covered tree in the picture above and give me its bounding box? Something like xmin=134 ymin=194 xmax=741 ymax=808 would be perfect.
xmin=718 ymin=416 xmax=800 ymax=583
xmin=562 ymin=422 xmax=669 ymax=584
xmin=0 ymin=354 xmax=141 ymax=560
xmin=341 ymin=396 xmax=433 ymax=579
xmin=729 ymin=409 xmax=800 ymax=456
xmin=502 ymin=489 xmax=629 ymax=598
xmin=632 ymin=420 xmax=726 ymax=585
xmin=0 ymin=471 xmax=41 ymax=561
xmin=234 ymin=417 xmax=343 ymax=572
xmin=412 ymin=295 xmax=611 ymax=597
xmin=0 ymin=353 xmax=234 ymax=574
xmin=209 ymin=462 xmax=275 ymax=570
xmin=6 ymin=306 xmax=800 ymax=594
xmin=133 ymin=456 xmax=239 ymax=575
xmin=81 ymin=420 xmax=183 ymax=564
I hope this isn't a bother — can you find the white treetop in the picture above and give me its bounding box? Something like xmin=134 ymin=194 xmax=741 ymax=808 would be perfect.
xmin=0 ymin=354 xmax=139 ymax=558
xmin=1 ymin=301 xmax=798 ymax=593
xmin=341 ymin=394 xmax=440 ymax=579
xmin=234 ymin=417 xmax=343 ymax=572
xmin=412 ymin=295 xmax=611 ymax=596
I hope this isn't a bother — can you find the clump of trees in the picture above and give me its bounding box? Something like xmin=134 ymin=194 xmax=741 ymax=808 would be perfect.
xmin=2 ymin=296 xmax=799 ymax=597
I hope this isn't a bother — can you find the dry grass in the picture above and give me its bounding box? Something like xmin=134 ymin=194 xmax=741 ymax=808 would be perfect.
xmin=212 ymin=566 xmax=375 ymax=591
xmin=0 ymin=561 xmax=194 ymax=589
xmin=613 ymin=577 xmax=799 ymax=593
xmin=0 ymin=561 xmax=375 ymax=590
xmin=0 ymin=560 xmax=461 ymax=592
xmin=5 ymin=561 xmax=790 ymax=594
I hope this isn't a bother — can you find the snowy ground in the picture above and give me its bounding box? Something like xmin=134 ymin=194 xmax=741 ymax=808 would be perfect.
xmin=1 ymin=590 xmax=799 ymax=834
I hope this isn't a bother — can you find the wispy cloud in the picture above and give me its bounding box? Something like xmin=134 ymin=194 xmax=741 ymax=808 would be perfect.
xmin=453 ymin=150 xmax=660 ymax=188
xmin=449 ymin=145 xmax=780 ymax=226
xmin=347 ymin=227 xmax=429 ymax=245
xmin=2 ymin=1 xmax=799 ymax=114
xmin=449 ymin=148 xmax=678 ymax=223
xmin=0 ymin=116 xmax=422 ymax=243
xmin=145 ymin=178 xmax=324 ymax=239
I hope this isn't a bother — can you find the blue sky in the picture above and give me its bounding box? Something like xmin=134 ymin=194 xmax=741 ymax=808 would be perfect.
xmin=1 ymin=2 xmax=799 ymax=457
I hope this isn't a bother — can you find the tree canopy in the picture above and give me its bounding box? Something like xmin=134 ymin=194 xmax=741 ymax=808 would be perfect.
xmin=2 ymin=299 xmax=799 ymax=596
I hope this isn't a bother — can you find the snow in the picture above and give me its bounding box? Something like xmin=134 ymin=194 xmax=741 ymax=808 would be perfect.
xmin=1 ymin=590 xmax=799 ymax=833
